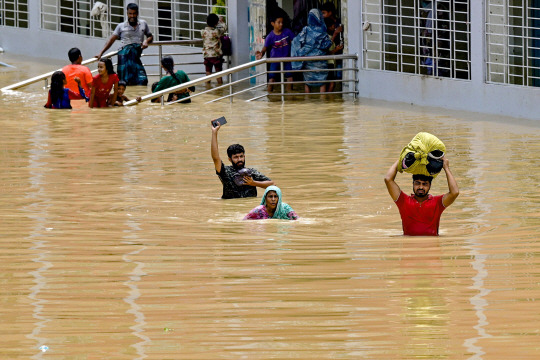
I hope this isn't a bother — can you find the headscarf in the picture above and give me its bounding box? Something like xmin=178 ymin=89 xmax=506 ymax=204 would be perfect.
xmin=291 ymin=9 xmax=333 ymax=70
xmin=261 ymin=186 xmax=295 ymax=220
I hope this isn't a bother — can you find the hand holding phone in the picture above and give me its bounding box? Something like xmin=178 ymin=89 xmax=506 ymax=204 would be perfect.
xmin=211 ymin=116 xmax=227 ymax=128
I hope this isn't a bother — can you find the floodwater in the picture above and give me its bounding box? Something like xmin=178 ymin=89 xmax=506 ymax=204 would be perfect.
xmin=1 ymin=53 xmax=540 ymax=359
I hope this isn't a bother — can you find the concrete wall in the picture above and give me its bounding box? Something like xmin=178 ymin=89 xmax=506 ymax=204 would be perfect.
xmin=2 ymin=0 xmax=540 ymax=120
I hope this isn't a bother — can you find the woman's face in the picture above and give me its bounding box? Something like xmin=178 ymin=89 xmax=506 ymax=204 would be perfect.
xmin=265 ymin=191 xmax=279 ymax=210
xmin=97 ymin=61 xmax=107 ymax=75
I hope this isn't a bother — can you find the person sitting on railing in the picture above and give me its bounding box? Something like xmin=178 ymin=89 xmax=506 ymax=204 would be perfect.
xmin=95 ymin=3 xmax=153 ymax=86
xmin=201 ymin=13 xmax=227 ymax=86
xmin=44 ymin=71 xmax=88 ymax=109
xmin=150 ymin=56 xmax=194 ymax=104
xmin=89 ymin=58 xmax=119 ymax=108
xmin=291 ymin=9 xmax=332 ymax=94
xmin=256 ymin=14 xmax=296 ymax=92
xmin=62 ymin=48 xmax=93 ymax=97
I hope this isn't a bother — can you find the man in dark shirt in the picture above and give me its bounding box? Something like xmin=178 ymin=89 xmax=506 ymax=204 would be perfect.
xmin=211 ymin=121 xmax=274 ymax=199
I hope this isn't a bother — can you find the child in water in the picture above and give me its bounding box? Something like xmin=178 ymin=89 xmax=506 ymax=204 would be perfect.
xmin=111 ymin=80 xmax=129 ymax=106
xmin=44 ymin=71 xmax=88 ymax=109
xmin=89 ymin=58 xmax=119 ymax=108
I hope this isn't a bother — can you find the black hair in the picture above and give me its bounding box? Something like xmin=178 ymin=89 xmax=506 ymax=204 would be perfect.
xmin=207 ymin=13 xmax=219 ymax=27
xmin=161 ymin=56 xmax=181 ymax=84
xmin=99 ymin=58 xmax=116 ymax=75
xmin=126 ymin=3 xmax=138 ymax=13
xmin=321 ymin=2 xmax=337 ymax=14
xmin=324 ymin=17 xmax=335 ymax=29
xmin=50 ymin=71 xmax=66 ymax=105
xmin=118 ymin=80 xmax=127 ymax=88
xmin=151 ymin=82 xmax=159 ymax=92
xmin=412 ymin=174 xmax=433 ymax=183
xmin=269 ymin=14 xmax=284 ymax=23
xmin=68 ymin=47 xmax=81 ymax=63
xmin=227 ymin=144 xmax=245 ymax=158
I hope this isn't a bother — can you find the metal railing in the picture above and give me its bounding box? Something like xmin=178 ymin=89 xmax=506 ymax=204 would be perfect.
xmin=124 ymin=54 xmax=359 ymax=106
xmin=0 ymin=50 xmax=119 ymax=91
xmin=0 ymin=40 xmax=223 ymax=92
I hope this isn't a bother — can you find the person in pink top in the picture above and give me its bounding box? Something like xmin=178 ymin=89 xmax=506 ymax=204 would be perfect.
xmin=384 ymin=156 xmax=459 ymax=236
xmin=62 ymin=48 xmax=93 ymax=96
xmin=89 ymin=58 xmax=119 ymax=108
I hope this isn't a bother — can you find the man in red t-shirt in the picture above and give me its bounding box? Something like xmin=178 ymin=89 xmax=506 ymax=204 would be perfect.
xmin=62 ymin=48 xmax=93 ymax=96
xmin=384 ymin=157 xmax=459 ymax=236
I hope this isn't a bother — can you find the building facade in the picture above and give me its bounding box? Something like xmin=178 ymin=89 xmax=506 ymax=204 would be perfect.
xmin=1 ymin=0 xmax=539 ymax=119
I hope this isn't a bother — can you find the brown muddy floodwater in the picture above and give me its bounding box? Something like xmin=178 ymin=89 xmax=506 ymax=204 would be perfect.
xmin=1 ymin=53 xmax=540 ymax=359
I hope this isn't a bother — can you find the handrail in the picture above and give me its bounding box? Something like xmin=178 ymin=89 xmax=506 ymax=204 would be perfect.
xmin=0 ymin=40 xmax=204 ymax=92
xmin=0 ymin=50 xmax=119 ymax=91
xmin=148 ymin=40 xmax=203 ymax=47
xmin=124 ymin=54 xmax=358 ymax=106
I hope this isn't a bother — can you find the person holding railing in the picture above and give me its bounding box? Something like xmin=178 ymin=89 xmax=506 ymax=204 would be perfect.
xmin=150 ymin=56 xmax=195 ymax=104
xmin=256 ymin=14 xmax=296 ymax=92
xmin=291 ymin=9 xmax=332 ymax=94
xmin=95 ymin=3 xmax=153 ymax=86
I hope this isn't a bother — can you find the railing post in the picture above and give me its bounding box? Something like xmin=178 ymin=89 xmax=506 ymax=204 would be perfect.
xmin=159 ymin=45 xmax=164 ymax=106
xmin=229 ymin=73 xmax=233 ymax=103
xmin=280 ymin=61 xmax=285 ymax=102
xmin=354 ymin=55 xmax=359 ymax=100
xmin=44 ymin=78 xmax=48 ymax=90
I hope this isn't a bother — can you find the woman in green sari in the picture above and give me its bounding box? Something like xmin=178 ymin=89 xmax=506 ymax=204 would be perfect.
xmin=244 ymin=186 xmax=298 ymax=220
xmin=152 ymin=56 xmax=195 ymax=103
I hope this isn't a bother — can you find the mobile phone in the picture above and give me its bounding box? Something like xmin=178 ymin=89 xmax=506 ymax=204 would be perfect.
xmin=211 ymin=116 xmax=227 ymax=128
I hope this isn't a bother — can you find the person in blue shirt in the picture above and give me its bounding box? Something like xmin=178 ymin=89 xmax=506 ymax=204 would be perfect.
xmin=256 ymin=15 xmax=296 ymax=92
xmin=44 ymin=71 xmax=88 ymax=109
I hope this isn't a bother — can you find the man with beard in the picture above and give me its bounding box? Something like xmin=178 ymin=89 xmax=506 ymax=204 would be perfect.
xmin=384 ymin=157 xmax=459 ymax=236
xmin=95 ymin=3 xmax=152 ymax=85
xmin=211 ymin=122 xmax=274 ymax=199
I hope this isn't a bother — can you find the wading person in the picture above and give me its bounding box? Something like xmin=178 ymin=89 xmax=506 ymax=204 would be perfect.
xmin=95 ymin=3 xmax=153 ymax=85
xmin=211 ymin=121 xmax=273 ymax=199
xmin=244 ymin=186 xmax=298 ymax=220
xmin=62 ymin=48 xmax=93 ymax=96
xmin=384 ymin=157 xmax=459 ymax=236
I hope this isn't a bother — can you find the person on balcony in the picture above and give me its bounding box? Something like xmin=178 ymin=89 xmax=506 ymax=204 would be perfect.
xmin=95 ymin=3 xmax=153 ymax=86
xmin=291 ymin=9 xmax=332 ymax=93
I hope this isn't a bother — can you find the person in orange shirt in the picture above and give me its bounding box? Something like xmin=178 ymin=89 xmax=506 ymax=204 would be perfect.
xmin=62 ymin=48 xmax=93 ymax=96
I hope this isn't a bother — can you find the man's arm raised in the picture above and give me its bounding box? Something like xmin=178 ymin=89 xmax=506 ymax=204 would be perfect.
xmin=442 ymin=157 xmax=459 ymax=207
xmin=384 ymin=159 xmax=402 ymax=202
xmin=211 ymin=122 xmax=222 ymax=173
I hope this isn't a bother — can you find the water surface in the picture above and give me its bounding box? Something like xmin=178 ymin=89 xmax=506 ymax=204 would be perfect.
xmin=1 ymin=53 xmax=540 ymax=359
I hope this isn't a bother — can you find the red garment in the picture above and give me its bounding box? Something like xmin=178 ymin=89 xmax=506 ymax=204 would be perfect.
xmin=62 ymin=64 xmax=93 ymax=95
xmin=91 ymin=73 xmax=119 ymax=108
xmin=395 ymin=191 xmax=445 ymax=236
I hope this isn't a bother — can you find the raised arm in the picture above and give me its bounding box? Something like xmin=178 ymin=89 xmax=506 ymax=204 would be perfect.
xmin=384 ymin=159 xmax=402 ymax=201
xmin=96 ymin=34 xmax=119 ymax=59
xmin=211 ymin=122 xmax=222 ymax=172
xmin=442 ymin=157 xmax=459 ymax=207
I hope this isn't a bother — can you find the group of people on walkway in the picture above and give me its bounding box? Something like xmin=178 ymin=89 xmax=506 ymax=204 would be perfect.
xmin=257 ymin=3 xmax=344 ymax=93
xmin=211 ymin=118 xmax=459 ymax=235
